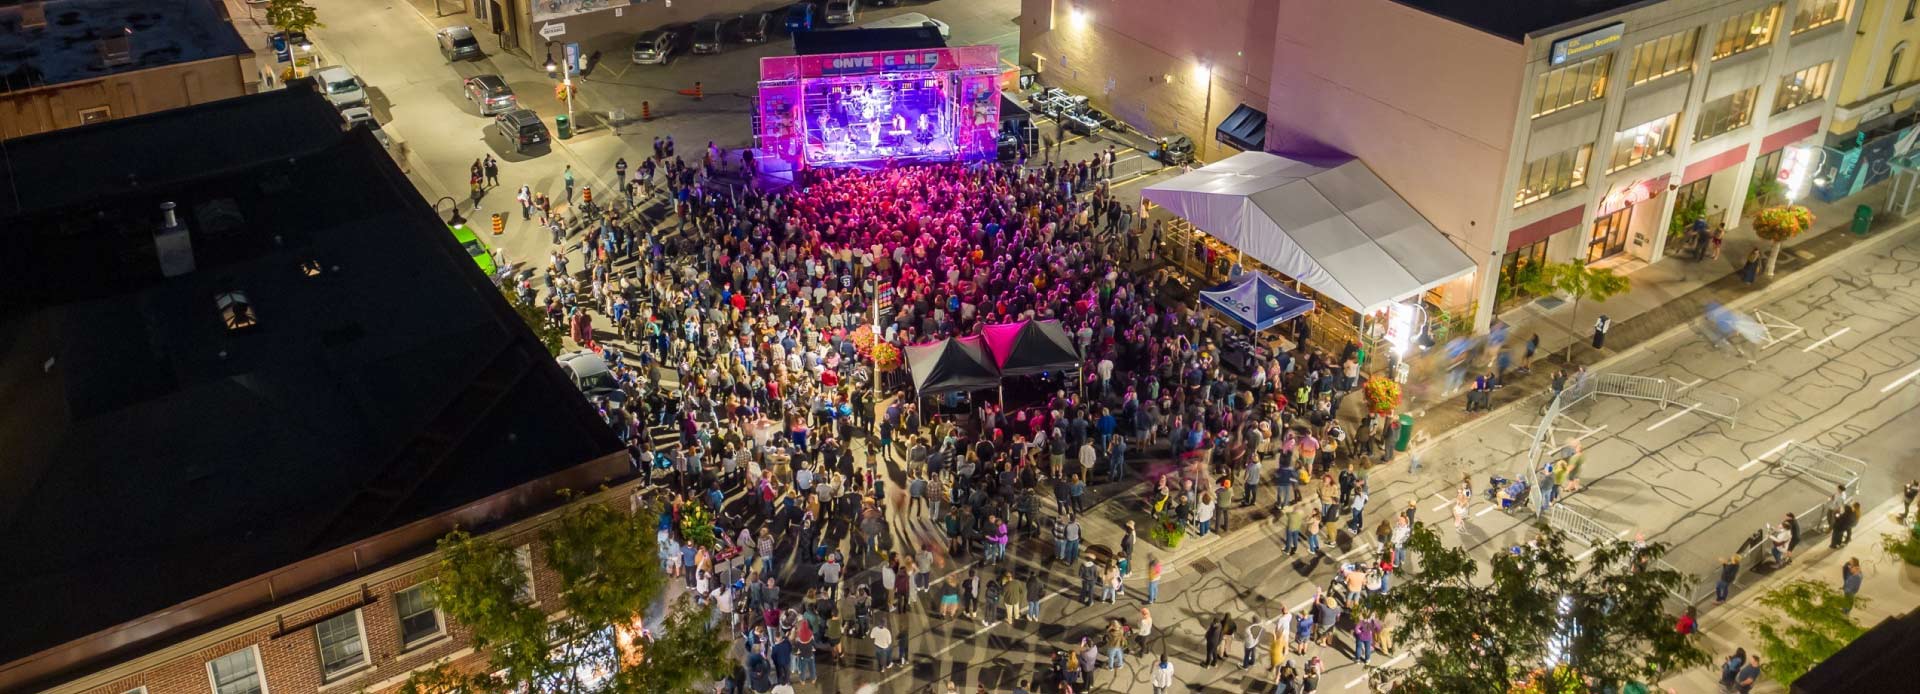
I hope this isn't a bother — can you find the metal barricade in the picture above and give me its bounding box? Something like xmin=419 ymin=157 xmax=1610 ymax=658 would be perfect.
xmin=1688 ymin=390 xmax=1741 ymax=429
xmin=1592 ymin=372 xmax=1671 ymax=407
xmin=1544 ymin=503 xmax=1615 ymax=548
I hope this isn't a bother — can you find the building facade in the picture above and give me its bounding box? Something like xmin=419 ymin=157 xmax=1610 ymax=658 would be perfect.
xmin=449 ymin=0 xmax=777 ymax=63
xmin=1020 ymin=0 xmax=1858 ymax=331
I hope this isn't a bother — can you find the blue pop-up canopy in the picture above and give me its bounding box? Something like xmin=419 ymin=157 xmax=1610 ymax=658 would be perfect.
xmin=1199 ymin=271 xmax=1315 ymax=332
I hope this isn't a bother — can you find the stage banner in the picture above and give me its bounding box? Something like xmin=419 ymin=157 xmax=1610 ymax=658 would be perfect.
xmin=762 ymin=45 xmax=1000 ymax=81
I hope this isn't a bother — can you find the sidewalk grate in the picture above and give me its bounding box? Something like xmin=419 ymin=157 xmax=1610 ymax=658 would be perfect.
xmin=1188 ymin=558 xmax=1219 ymax=574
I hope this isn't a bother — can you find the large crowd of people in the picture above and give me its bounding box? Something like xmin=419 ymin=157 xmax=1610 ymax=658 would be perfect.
xmin=512 ymin=142 xmax=1411 ymax=694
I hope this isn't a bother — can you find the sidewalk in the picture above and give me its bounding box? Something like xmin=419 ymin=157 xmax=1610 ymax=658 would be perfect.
xmin=1658 ymin=498 xmax=1919 ymax=693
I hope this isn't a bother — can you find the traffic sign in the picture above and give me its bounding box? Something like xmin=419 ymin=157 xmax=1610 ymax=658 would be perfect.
xmin=538 ymin=22 xmax=566 ymax=39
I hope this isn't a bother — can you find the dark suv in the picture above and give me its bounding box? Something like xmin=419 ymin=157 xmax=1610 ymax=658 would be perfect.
xmin=737 ymin=12 xmax=772 ymax=42
xmin=691 ymin=18 xmax=736 ymax=54
xmin=494 ymin=108 xmax=548 ymax=153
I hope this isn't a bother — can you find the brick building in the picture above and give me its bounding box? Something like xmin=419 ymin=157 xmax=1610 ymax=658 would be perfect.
xmin=0 ymin=84 xmax=630 ymax=694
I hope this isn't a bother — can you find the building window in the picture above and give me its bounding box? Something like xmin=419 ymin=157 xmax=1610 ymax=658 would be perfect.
xmin=1628 ymin=28 xmax=1699 ymax=85
xmin=395 ymin=584 xmax=445 ymax=646
xmin=1792 ymin=0 xmax=1850 ymax=33
xmin=206 ymin=647 xmax=266 ymax=694
xmin=1497 ymin=236 xmax=1554 ymax=306
xmin=1676 ymin=177 xmax=1712 ymax=212
xmin=1608 ymin=113 xmax=1680 ymax=172
xmin=1750 ymin=148 xmax=1785 ymax=204
xmin=1696 ymin=87 xmax=1759 ymax=140
xmin=1588 ymin=207 xmax=1634 ymax=263
xmin=78 ymin=106 xmax=110 ymax=124
xmin=1532 ymin=53 xmax=1612 ymax=118
xmin=514 ymin=544 xmax=537 ymax=603
xmin=315 ymin=611 xmax=370 ymax=679
xmin=1714 ymin=4 xmax=1781 ymax=60
xmin=1889 ymin=42 xmax=1908 ymax=88
xmin=1514 ymin=144 xmax=1594 ymax=208
xmin=1775 ymin=61 xmax=1834 ymax=113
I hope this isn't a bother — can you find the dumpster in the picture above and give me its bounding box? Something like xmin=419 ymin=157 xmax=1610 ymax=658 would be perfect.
xmin=1395 ymin=413 xmax=1415 ymax=451
xmin=555 ymin=114 xmax=573 ymax=140
xmin=1852 ymin=204 xmax=1873 ymax=235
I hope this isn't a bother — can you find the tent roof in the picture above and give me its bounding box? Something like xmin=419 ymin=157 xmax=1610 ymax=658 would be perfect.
xmin=980 ymin=320 xmax=1081 ymax=376
xmin=1199 ymin=272 xmax=1315 ymax=331
xmin=904 ymin=335 xmax=1000 ymax=395
xmin=1141 ymin=152 xmax=1475 ymax=313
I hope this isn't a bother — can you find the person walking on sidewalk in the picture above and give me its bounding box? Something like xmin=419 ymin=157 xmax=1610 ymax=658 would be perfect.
xmin=563 ymin=165 xmax=576 ymax=202
xmin=1841 ymin=557 xmax=1864 ymax=614
xmin=483 ymin=155 xmax=499 ymax=188
xmin=1150 ymin=655 xmax=1175 ymax=694
xmin=1201 ymin=616 xmax=1224 ymax=668
xmin=1734 ymin=654 xmax=1763 ymax=693
xmin=1716 ymin=554 xmax=1739 ymax=603
xmin=517 ymin=185 xmax=534 ymax=220
xmin=1718 ymin=648 xmax=1748 ymax=694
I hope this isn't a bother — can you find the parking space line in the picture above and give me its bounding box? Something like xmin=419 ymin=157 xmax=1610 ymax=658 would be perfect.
xmin=1476 ymin=506 xmax=1497 ymax=517
xmin=1879 ymin=364 xmax=1920 ymax=393
xmin=1802 ymin=327 xmax=1850 ymax=352
xmin=1739 ymin=439 xmax=1794 ymax=472
xmin=1645 ymin=402 xmax=1702 ymax=431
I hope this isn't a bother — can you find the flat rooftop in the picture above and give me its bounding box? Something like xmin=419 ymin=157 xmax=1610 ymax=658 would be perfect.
xmin=1390 ymin=0 xmax=1648 ymax=41
xmin=0 ymin=0 xmax=251 ymax=91
xmin=0 ymin=86 xmax=622 ymax=665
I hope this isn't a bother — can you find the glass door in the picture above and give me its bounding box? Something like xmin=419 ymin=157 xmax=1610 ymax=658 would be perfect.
xmin=1587 ymin=207 xmax=1632 ymax=263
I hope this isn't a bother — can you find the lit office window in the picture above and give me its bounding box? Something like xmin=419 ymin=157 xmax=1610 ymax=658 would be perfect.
xmin=1629 ymin=28 xmax=1699 ymax=85
xmin=1533 ymin=54 xmax=1613 ymax=118
xmin=1774 ymin=61 xmax=1834 ymax=113
xmin=1608 ymin=113 xmax=1680 ymax=172
xmin=1696 ymin=87 xmax=1759 ymax=140
xmin=1714 ymin=4 xmax=1781 ymax=59
xmin=1514 ymin=144 xmax=1594 ymax=208
xmin=1791 ymin=0 xmax=1850 ymax=34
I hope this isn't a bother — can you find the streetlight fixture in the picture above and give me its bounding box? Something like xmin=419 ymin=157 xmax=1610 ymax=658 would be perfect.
xmin=545 ymin=42 xmax=574 ymax=131
xmin=435 ymin=196 xmax=466 ymax=228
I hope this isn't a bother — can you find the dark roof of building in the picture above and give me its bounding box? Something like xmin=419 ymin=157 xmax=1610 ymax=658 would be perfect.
xmin=0 ymin=0 xmax=252 ymax=93
xmin=1793 ymin=609 xmax=1920 ymax=693
xmin=793 ymin=26 xmax=945 ymax=55
xmin=1388 ymin=0 xmax=1648 ymax=41
xmin=0 ymin=85 xmax=623 ymax=664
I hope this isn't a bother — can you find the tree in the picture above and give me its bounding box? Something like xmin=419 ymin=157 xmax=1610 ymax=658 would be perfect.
xmin=504 ymin=288 xmax=564 ymax=356
xmin=1517 ymin=261 xmax=1630 ymax=361
xmin=1368 ymin=524 xmax=1705 ymax=693
xmin=1747 ymin=580 xmax=1868 ymax=686
xmin=407 ymin=496 xmax=733 ymax=694
xmin=1750 ymin=205 xmax=1815 ymax=278
xmin=265 ymin=0 xmax=322 ymax=35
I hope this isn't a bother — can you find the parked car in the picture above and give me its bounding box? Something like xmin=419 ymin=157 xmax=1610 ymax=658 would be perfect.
xmin=449 ymin=222 xmax=497 ymax=277
xmin=691 ymin=17 xmax=737 ymax=54
xmin=785 ymin=2 xmax=819 ymax=33
xmin=462 ymin=74 xmax=518 ymax=116
xmin=557 ymin=351 xmax=619 ymax=397
xmin=493 ymin=108 xmax=548 ymax=153
xmin=436 ymin=25 xmax=483 ymax=61
xmin=737 ymin=11 xmax=772 ymax=42
xmin=313 ymin=66 xmax=368 ymax=110
xmin=631 ymin=24 xmax=691 ymax=65
xmin=338 ymin=106 xmax=393 ymax=149
xmin=862 ymin=11 xmax=949 ymax=39
xmin=824 ymin=0 xmax=858 ymax=25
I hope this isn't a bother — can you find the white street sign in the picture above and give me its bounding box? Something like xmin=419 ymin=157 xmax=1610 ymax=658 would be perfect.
xmin=538 ymin=23 xmax=566 ymax=39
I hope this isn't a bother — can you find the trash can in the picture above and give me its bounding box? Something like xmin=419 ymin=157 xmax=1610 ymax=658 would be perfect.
xmin=555 ymin=114 xmax=572 ymax=140
xmin=1395 ymin=413 xmax=1415 ymax=452
xmin=1852 ymin=204 xmax=1873 ymax=235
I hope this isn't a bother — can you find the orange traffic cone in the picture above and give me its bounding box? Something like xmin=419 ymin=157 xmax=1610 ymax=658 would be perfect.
xmin=641 ymin=100 xmax=652 ymax=121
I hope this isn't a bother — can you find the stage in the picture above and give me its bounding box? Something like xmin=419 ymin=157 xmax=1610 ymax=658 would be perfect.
xmin=757 ymin=45 xmax=1002 ymax=169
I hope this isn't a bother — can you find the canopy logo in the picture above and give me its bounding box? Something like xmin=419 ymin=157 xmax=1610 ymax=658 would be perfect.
xmin=1263 ymin=295 xmax=1281 ymax=309
xmin=1217 ymin=295 xmax=1256 ymax=315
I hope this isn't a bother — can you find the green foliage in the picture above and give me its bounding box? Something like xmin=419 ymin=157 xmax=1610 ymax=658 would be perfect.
xmin=431 ymin=530 xmax=553 ymax=687
xmin=1747 ymin=579 xmax=1868 ymax=686
xmin=1367 ymin=524 xmax=1704 ymax=693
xmin=1883 ymin=523 xmax=1920 ymax=567
xmin=265 ymin=0 xmax=323 ymax=34
xmin=1147 ymin=517 xmax=1185 ymax=548
xmin=1496 ymin=259 xmax=1547 ymax=308
xmin=543 ymin=493 xmax=668 ymax=627
xmin=610 ymin=598 xmax=734 ymax=694
xmin=393 ymin=662 xmax=505 ymax=694
xmin=504 ymin=288 xmax=563 ymax=356
xmin=1747 ymin=176 xmax=1784 ymax=211
xmin=1518 ymin=262 xmax=1630 ymax=359
xmin=1668 ymin=195 xmax=1708 ymax=241
xmin=677 ymin=502 xmax=719 ymax=550
xmin=1751 ymin=205 xmax=1815 ymax=243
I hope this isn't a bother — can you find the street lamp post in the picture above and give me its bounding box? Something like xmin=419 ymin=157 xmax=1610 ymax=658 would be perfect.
xmin=1196 ymin=61 xmax=1214 ymax=161
xmin=435 ymin=196 xmax=467 ymax=229
xmin=545 ymin=44 xmax=574 ymax=131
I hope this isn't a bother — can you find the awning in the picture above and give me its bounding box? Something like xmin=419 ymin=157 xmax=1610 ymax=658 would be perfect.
xmin=1199 ymin=271 xmax=1314 ymax=331
xmin=979 ymin=320 xmax=1081 ymax=376
xmin=1216 ymin=104 xmax=1267 ymax=152
xmin=1141 ymin=151 xmax=1476 ymax=313
xmin=903 ymin=335 xmax=1000 ymax=396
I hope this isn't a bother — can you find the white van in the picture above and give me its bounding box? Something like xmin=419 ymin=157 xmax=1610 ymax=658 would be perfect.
xmin=862 ymin=11 xmax=950 ymax=39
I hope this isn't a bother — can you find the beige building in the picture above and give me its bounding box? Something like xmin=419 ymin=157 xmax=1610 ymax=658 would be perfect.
xmin=1022 ymin=0 xmax=1857 ymax=331
xmin=446 ymin=0 xmax=784 ymax=60
xmin=0 ymin=0 xmax=254 ymax=138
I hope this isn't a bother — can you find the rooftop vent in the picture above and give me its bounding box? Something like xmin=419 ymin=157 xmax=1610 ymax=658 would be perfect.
xmin=20 ymin=3 xmax=47 ymax=29
xmin=155 ymin=202 xmax=196 ymax=278
xmin=98 ymin=28 xmax=133 ymax=68
xmin=217 ymin=291 xmax=257 ymax=332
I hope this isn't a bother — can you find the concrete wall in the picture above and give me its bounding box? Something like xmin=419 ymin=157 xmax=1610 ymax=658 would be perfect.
xmin=459 ymin=0 xmax=789 ymax=60
xmin=1017 ymin=0 xmax=1278 ymax=161
xmin=0 ymin=56 xmax=250 ymax=139
xmin=1830 ymin=0 xmax=1920 ymax=137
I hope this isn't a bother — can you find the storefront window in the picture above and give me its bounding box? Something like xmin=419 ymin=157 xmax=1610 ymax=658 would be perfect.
xmin=1607 ymin=113 xmax=1679 ymax=173
xmin=1629 ymin=28 xmax=1699 ymax=85
xmin=1791 ymin=0 xmax=1850 ymax=34
xmin=1514 ymin=144 xmax=1594 ymax=208
xmin=1532 ymin=54 xmax=1612 ymax=118
xmin=1713 ymin=5 xmax=1781 ymax=60
xmin=1774 ymin=61 xmax=1833 ymax=113
xmin=1696 ymin=87 xmax=1758 ymax=141
xmin=1496 ymin=237 xmax=1554 ymax=308
xmin=1588 ymin=207 xmax=1632 ymax=263
xmin=1749 ymin=148 xmax=1784 ymax=206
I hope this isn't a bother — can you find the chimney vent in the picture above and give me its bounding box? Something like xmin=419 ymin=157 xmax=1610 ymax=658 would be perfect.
xmin=155 ymin=202 xmax=195 ymax=277
xmin=98 ymin=28 xmax=133 ymax=68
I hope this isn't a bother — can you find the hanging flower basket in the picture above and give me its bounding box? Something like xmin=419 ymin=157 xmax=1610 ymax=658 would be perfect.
xmin=1362 ymin=376 xmax=1402 ymax=415
xmin=851 ymin=325 xmax=876 ymax=358
xmin=872 ymin=342 xmax=902 ymax=372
